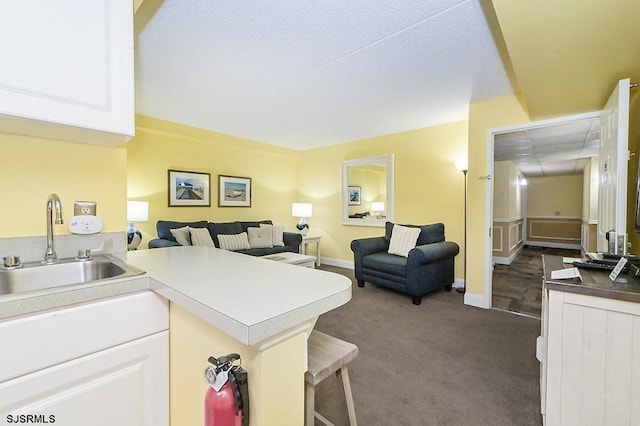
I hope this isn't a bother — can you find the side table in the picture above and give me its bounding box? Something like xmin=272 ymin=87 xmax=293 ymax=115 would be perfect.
xmin=300 ymin=235 xmax=322 ymax=266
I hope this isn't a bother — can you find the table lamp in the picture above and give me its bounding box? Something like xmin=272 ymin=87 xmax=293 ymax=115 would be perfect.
xmin=371 ymin=201 xmax=385 ymax=219
xmin=292 ymin=203 xmax=312 ymax=235
xmin=127 ymin=201 xmax=149 ymax=250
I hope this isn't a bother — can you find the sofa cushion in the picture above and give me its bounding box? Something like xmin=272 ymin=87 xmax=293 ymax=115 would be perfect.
xmin=189 ymin=227 xmax=215 ymax=247
xmin=385 ymin=222 xmax=445 ymax=246
xmin=208 ymin=221 xmax=244 ymax=247
xmin=219 ymin=232 xmax=251 ymax=251
xmin=170 ymin=226 xmax=191 ymax=246
xmin=247 ymin=226 xmax=273 ymax=248
xmin=157 ymin=220 xmax=208 ymax=242
xmin=388 ymin=225 xmax=421 ymax=257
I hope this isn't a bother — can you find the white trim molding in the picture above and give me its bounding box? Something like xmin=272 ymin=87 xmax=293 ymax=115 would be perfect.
xmin=464 ymin=292 xmax=490 ymax=309
xmin=493 ymin=216 xmax=524 ymax=223
xmin=321 ymin=257 xmax=354 ymax=269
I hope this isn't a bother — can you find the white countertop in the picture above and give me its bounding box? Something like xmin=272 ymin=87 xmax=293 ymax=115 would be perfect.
xmin=126 ymin=247 xmax=352 ymax=345
xmin=1 ymin=247 xmax=352 ymax=347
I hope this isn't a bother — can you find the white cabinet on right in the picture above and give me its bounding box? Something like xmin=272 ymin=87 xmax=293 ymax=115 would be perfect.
xmin=541 ymin=288 xmax=640 ymax=425
xmin=0 ymin=0 xmax=134 ymax=145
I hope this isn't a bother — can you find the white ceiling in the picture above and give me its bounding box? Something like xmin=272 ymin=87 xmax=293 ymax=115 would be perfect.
xmin=494 ymin=116 xmax=600 ymax=177
xmin=134 ymin=0 xmax=514 ymax=150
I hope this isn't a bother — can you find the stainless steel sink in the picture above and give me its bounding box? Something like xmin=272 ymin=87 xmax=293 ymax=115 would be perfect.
xmin=0 ymin=255 xmax=145 ymax=296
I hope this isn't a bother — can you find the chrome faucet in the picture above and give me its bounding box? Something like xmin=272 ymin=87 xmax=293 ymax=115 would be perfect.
xmin=44 ymin=193 xmax=63 ymax=264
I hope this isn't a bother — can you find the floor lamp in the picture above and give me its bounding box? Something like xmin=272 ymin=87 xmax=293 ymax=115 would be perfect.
xmin=455 ymin=161 xmax=468 ymax=294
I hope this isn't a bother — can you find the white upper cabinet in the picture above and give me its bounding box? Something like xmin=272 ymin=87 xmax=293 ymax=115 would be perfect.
xmin=0 ymin=0 xmax=134 ymax=145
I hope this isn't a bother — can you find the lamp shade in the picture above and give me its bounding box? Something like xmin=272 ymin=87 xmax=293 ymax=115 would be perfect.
xmin=455 ymin=159 xmax=468 ymax=172
xmin=292 ymin=203 xmax=312 ymax=218
xmin=371 ymin=202 xmax=384 ymax=212
xmin=127 ymin=201 xmax=149 ymax=222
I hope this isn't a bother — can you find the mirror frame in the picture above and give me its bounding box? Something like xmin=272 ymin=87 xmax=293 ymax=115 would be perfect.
xmin=342 ymin=154 xmax=394 ymax=227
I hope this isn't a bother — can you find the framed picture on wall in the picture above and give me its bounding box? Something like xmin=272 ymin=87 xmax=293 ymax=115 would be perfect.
xmin=219 ymin=175 xmax=252 ymax=207
xmin=168 ymin=169 xmax=211 ymax=207
xmin=348 ymin=186 xmax=361 ymax=205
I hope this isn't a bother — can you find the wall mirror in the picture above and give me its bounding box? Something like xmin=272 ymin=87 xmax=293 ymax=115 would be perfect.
xmin=342 ymin=154 xmax=394 ymax=227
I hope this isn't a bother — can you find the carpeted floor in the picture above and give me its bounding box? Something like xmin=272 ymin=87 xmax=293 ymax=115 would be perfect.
xmin=492 ymin=246 xmax=580 ymax=318
xmin=313 ymin=265 xmax=542 ymax=426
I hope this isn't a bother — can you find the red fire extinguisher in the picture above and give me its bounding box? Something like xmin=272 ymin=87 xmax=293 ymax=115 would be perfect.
xmin=204 ymin=353 xmax=249 ymax=426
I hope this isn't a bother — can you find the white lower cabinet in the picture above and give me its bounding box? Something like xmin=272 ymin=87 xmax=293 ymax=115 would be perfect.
xmin=540 ymin=289 xmax=640 ymax=426
xmin=0 ymin=332 xmax=168 ymax=426
xmin=0 ymin=292 xmax=169 ymax=426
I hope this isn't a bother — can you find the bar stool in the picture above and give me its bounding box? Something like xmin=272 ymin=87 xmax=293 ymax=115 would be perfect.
xmin=305 ymin=330 xmax=358 ymax=426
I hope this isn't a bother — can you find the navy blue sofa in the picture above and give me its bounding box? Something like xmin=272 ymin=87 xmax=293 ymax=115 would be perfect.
xmin=148 ymin=220 xmax=302 ymax=256
xmin=351 ymin=222 xmax=459 ymax=305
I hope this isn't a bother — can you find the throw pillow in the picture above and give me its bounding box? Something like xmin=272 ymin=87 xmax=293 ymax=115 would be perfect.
xmin=218 ymin=232 xmax=251 ymax=251
xmin=247 ymin=226 xmax=273 ymax=249
xmin=388 ymin=224 xmax=421 ymax=257
xmin=260 ymin=223 xmax=285 ymax=247
xmin=188 ymin=227 xmax=215 ymax=247
xmin=169 ymin=226 xmax=192 ymax=246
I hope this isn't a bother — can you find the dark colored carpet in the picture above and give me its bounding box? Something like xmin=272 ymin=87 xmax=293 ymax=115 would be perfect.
xmin=313 ymin=265 xmax=542 ymax=426
xmin=492 ymin=246 xmax=580 ymax=318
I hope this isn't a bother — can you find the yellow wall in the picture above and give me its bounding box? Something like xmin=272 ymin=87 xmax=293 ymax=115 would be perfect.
xmin=0 ymin=132 xmax=127 ymax=238
xmin=527 ymin=175 xmax=583 ymax=217
xmin=129 ymin=118 xmax=468 ymax=279
xmin=127 ymin=116 xmax=301 ymax=249
xmin=467 ymin=94 xmax=530 ymax=299
xmin=297 ymin=120 xmax=468 ymax=278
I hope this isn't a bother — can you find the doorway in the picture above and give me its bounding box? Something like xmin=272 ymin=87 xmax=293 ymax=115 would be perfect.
xmin=486 ymin=112 xmax=601 ymax=314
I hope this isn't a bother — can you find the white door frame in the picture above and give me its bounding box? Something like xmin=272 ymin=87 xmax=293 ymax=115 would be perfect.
xmin=484 ymin=111 xmax=602 ymax=309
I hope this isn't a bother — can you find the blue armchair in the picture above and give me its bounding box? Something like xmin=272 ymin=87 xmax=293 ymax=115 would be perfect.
xmin=350 ymin=222 xmax=459 ymax=305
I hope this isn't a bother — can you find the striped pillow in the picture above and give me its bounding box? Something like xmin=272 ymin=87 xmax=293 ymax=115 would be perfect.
xmin=188 ymin=227 xmax=215 ymax=247
xmin=260 ymin=223 xmax=285 ymax=247
xmin=218 ymin=232 xmax=251 ymax=251
xmin=388 ymin=224 xmax=421 ymax=257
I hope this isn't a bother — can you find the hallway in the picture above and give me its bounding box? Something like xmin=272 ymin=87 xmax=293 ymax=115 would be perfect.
xmin=492 ymin=246 xmax=581 ymax=318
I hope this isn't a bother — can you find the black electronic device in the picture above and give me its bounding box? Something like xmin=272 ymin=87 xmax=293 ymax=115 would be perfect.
xmin=572 ymin=261 xmax=630 ymax=274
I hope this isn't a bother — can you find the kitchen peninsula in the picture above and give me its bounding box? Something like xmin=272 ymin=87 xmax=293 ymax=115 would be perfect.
xmin=0 ymin=246 xmax=352 ymax=426
xmin=128 ymin=246 xmax=353 ymax=426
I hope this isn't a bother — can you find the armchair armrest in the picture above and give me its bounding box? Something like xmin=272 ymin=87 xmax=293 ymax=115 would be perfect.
xmin=148 ymin=239 xmax=180 ymax=249
xmin=408 ymin=241 xmax=460 ymax=266
xmin=350 ymin=237 xmax=389 ymax=257
xmin=351 ymin=237 xmax=390 ymax=280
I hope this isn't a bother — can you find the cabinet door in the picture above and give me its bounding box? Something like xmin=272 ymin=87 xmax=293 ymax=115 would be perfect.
xmin=0 ymin=331 xmax=168 ymax=426
xmin=0 ymin=0 xmax=134 ymax=145
xmin=0 ymin=291 xmax=168 ymax=382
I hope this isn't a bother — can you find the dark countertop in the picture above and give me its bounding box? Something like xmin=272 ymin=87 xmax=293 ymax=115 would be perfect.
xmin=543 ymin=255 xmax=640 ymax=303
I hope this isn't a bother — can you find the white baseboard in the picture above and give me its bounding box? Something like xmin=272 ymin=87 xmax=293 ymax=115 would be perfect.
xmin=320 ymin=257 xmax=354 ymax=269
xmin=464 ymin=292 xmax=490 ymax=309
xmin=453 ymin=278 xmax=464 ymax=289
xmin=493 ymin=245 xmax=523 ymax=265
